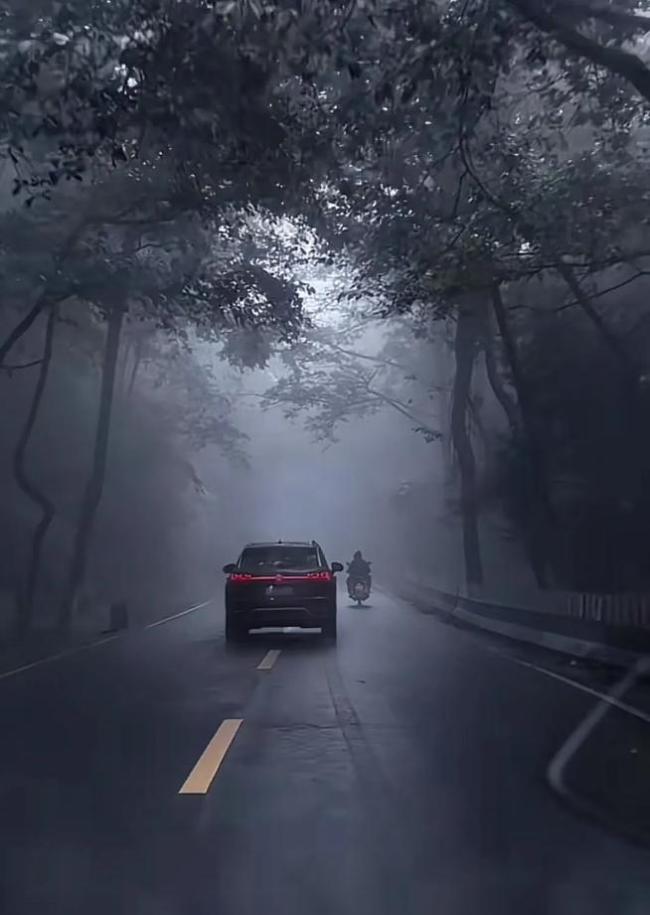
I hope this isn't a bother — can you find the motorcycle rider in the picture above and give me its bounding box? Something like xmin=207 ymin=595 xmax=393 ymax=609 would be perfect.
xmin=347 ymin=550 xmax=371 ymax=596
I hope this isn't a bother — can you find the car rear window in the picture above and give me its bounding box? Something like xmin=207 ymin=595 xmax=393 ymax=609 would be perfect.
xmin=239 ymin=546 xmax=321 ymax=572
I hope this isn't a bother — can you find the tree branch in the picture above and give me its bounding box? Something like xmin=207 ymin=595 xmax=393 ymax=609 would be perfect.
xmin=554 ymin=269 xmax=650 ymax=312
xmin=366 ymin=385 xmax=441 ymax=439
xmin=559 ymin=1 xmax=650 ymax=31
xmin=459 ymin=130 xmax=644 ymax=371
xmin=0 ymin=215 xmax=87 ymax=366
xmin=0 ymin=359 xmax=44 ymax=373
xmin=509 ymin=0 xmax=650 ymax=105
xmin=556 ymin=261 xmax=635 ymax=373
xmin=317 ymin=339 xmax=411 ymax=373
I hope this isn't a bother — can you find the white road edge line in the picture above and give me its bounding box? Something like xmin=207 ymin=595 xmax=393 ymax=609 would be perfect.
xmin=545 ymin=657 xmax=650 ymax=810
xmin=462 ymin=628 xmax=650 ymax=826
xmin=505 ymin=653 xmax=650 ymax=727
xmin=390 ymin=585 xmax=650 ymax=726
xmin=0 ymin=634 xmax=121 ymax=683
xmin=145 ymin=599 xmax=213 ymax=629
xmin=0 ymin=598 xmax=213 ymax=683
xmin=396 ymin=581 xmax=650 ymax=723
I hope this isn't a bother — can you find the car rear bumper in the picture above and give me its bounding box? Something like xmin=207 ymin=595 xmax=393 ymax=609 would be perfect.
xmin=227 ymin=597 xmax=335 ymax=629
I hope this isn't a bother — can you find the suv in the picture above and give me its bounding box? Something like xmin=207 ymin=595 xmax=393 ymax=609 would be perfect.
xmin=222 ymin=541 xmax=343 ymax=641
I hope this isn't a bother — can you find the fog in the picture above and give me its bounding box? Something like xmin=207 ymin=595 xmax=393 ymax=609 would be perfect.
xmin=0 ymin=285 xmax=555 ymax=641
xmin=224 ymin=393 xmax=433 ymax=563
xmin=168 ymin=325 xmax=451 ymax=600
xmin=0 ymin=300 xmax=449 ymax=635
xmin=8 ymin=4 xmax=650 ymax=910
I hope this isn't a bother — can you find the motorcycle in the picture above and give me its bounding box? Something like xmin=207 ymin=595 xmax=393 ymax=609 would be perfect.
xmin=347 ymin=576 xmax=370 ymax=606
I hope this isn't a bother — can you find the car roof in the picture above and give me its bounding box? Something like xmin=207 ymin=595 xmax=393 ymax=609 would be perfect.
xmin=243 ymin=541 xmax=320 ymax=549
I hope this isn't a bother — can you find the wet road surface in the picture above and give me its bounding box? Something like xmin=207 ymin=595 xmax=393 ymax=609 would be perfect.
xmin=1 ymin=586 xmax=650 ymax=914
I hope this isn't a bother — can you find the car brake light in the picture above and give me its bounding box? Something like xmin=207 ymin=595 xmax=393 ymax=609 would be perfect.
xmin=308 ymin=571 xmax=333 ymax=582
xmin=229 ymin=571 xmax=332 ymax=583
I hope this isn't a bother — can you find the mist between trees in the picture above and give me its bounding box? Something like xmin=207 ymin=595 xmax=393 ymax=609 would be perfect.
xmin=2 ymin=0 xmax=650 ymax=639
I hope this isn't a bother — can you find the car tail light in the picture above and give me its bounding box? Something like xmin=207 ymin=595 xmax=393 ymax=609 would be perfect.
xmin=307 ymin=571 xmax=333 ymax=582
xmin=229 ymin=571 xmax=332 ymax=583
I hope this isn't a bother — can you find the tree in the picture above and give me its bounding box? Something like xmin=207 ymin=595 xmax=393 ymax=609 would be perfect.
xmin=58 ymin=209 xmax=309 ymax=624
xmin=0 ymin=0 xmax=362 ymax=208
xmin=507 ymin=0 xmax=650 ymax=106
xmin=322 ymin=0 xmax=650 ymax=591
xmin=487 ymin=292 xmax=650 ymax=591
xmin=258 ymin=314 xmax=443 ymax=444
xmin=450 ymin=304 xmax=484 ymax=588
xmin=7 ymin=0 xmax=650 ymax=610
xmin=11 ymin=305 xmax=57 ymax=636
xmin=0 ymin=151 xmax=313 ymax=629
xmin=58 ymin=300 xmax=125 ymax=625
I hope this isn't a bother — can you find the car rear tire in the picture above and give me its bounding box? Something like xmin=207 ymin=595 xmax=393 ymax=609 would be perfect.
xmin=322 ymin=614 xmax=337 ymax=641
xmin=225 ymin=614 xmax=247 ymax=642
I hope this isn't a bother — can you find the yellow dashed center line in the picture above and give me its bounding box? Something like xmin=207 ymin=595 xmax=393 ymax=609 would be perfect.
xmin=178 ymin=719 xmax=243 ymax=795
xmin=257 ymin=649 xmax=281 ymax=671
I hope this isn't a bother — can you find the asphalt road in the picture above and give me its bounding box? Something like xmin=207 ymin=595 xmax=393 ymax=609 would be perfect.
xmin=2 ymin=586 xmax=650 ymax=914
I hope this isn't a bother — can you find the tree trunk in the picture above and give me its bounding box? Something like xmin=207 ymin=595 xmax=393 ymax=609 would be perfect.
xmin=557 ymin=263 xmax=639 ymax=388
xmin=0 ymin=301 xmax=51 ymax=368
xmin=451 ymin=306 xmax=484 ymax=589
xmin=560 ymin=259 xmax=650 ymax=467
xmin=127 ymin=337 xmax=143 ymax=396
xmin=117 ymin=339 xmax=131 ymax=398
xmin=480 ymin=310 xmax=519 ymax=434
xmin=490 ymin=284 xmax=557 ymax=587
xmin=59 ymin=306 xmax=125 ymax=628
xmin=12 ymin=307 xmax=58 ymax=637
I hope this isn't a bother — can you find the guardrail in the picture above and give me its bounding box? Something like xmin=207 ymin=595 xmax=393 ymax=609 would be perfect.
xmin=396 ymin=577 xmax=650 ymax=666
xmin=401 ymin=578 xmax=650 ymax=629
xmin=566 ymin=592 xmax=650 ymax=628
